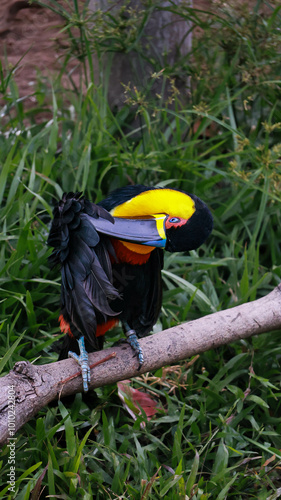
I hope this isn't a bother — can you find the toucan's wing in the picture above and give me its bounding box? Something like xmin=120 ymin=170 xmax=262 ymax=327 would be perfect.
xmin=84 ymin=213 xmax=167 ymax=248
xmin=48 ymin=193 xmax=120 ymax=349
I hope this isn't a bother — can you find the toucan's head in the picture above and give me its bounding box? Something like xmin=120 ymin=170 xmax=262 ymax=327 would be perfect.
xmin=97 ymin=186 xmax=213 ymax=253
xmin=164 ymin=193 xmax=213 ymax=252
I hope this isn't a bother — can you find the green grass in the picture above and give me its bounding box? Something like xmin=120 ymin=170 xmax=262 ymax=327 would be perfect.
xmin=1 ymin=0 xmax=281 ymax=498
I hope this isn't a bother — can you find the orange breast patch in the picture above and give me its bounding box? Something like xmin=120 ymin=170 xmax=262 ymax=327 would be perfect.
xmin=111 ymin=238 xmax=152 ymax=265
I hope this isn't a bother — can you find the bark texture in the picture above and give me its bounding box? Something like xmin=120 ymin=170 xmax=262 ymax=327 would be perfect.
xmin=88 ymin=0 xmax=193 ymax=108
xmin=1 ymin=286 xmax=281 ymax=445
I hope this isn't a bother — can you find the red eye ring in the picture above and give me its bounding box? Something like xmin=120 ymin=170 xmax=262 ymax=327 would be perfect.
xmin=165 ymin=217 xmax=188 ymax=229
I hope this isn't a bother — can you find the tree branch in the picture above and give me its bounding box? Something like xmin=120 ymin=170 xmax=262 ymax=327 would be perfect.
xmin=1 ymin=285 xmax=281 ymax=445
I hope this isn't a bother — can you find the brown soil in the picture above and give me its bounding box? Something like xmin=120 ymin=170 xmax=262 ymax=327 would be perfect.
xmin=0 ymin=0 xmax=273 ymax=119
xmin=0 ymin=1 xmax=68 ymax=108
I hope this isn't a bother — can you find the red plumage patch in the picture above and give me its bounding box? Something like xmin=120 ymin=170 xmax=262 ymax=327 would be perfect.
xmin=96 ymin=319 xmax=119 ymax=337
xmin=59 ymin=314 xmax=74 ymax=338
xmin=59 ymin=314 xmax=118 ymax=338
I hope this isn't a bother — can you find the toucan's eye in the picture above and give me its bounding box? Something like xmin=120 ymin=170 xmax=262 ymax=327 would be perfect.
xmin=165 ymin=216 xmax=188 ymax=230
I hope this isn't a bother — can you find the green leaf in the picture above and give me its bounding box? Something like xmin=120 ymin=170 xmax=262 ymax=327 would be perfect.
xmin=216 ymin=475 xmax=237 ymax=500
xmin=0 ymin=329 xmax=25 ymax=374
xmin=247 ymin=395 xmax=269 ymax=409
xmin=26 ymin=291 xmax=37 ymax=329
xmin=212 ymin=439 xmax=229 ymax=476
xmin=240 ymin=247 xmax=249 ymax=298
xmin=162 ymin=270 xmax=215 ymax=312
xmin=159 ymin=474 xmax=183 ymax=496
xmin=58 ymin=401 xmax=76 ymax=457
xmin=186 ymin=451 xmax=199 ymax=496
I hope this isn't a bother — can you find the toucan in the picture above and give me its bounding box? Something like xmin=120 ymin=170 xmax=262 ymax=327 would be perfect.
xmin=47 ymin=185 xmax=213 ymax=391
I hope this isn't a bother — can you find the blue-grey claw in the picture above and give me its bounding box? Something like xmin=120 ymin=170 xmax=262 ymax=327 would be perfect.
xmin=126 ymin=332 xmax=144 ymax=370
xmin=68 ymin=336 xmax=91 ymax=392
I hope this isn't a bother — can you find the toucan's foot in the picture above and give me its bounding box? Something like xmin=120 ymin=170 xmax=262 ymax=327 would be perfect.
xmin=68 ymin=336 xmax=90 ymax=392
xmin=123 ymin=324 xmax=144 ymax=370
xmin=127 ymin=332 xmax=144 ymax=369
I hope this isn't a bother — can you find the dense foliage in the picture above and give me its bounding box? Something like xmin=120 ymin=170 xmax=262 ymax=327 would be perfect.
xmin=1 ymin=0 xmax=281 ymax=498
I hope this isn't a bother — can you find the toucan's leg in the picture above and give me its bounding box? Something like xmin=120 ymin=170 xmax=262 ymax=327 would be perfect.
xmin=68 ymin=336 xmax=91 ymax=392
xmin=122 ymin=321 xmax=144 ymax=370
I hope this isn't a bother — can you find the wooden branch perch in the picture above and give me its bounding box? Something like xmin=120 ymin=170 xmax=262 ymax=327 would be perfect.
xmin=1 ymin=285 xmax=281 ymax=445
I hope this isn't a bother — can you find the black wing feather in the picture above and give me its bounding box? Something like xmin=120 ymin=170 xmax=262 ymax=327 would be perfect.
xmin=48 ymin=192 xmax=120 ymax=349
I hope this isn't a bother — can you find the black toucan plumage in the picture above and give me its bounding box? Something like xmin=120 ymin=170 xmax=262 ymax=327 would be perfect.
xmin=48 ymin=185 xmax=213 ymax=391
